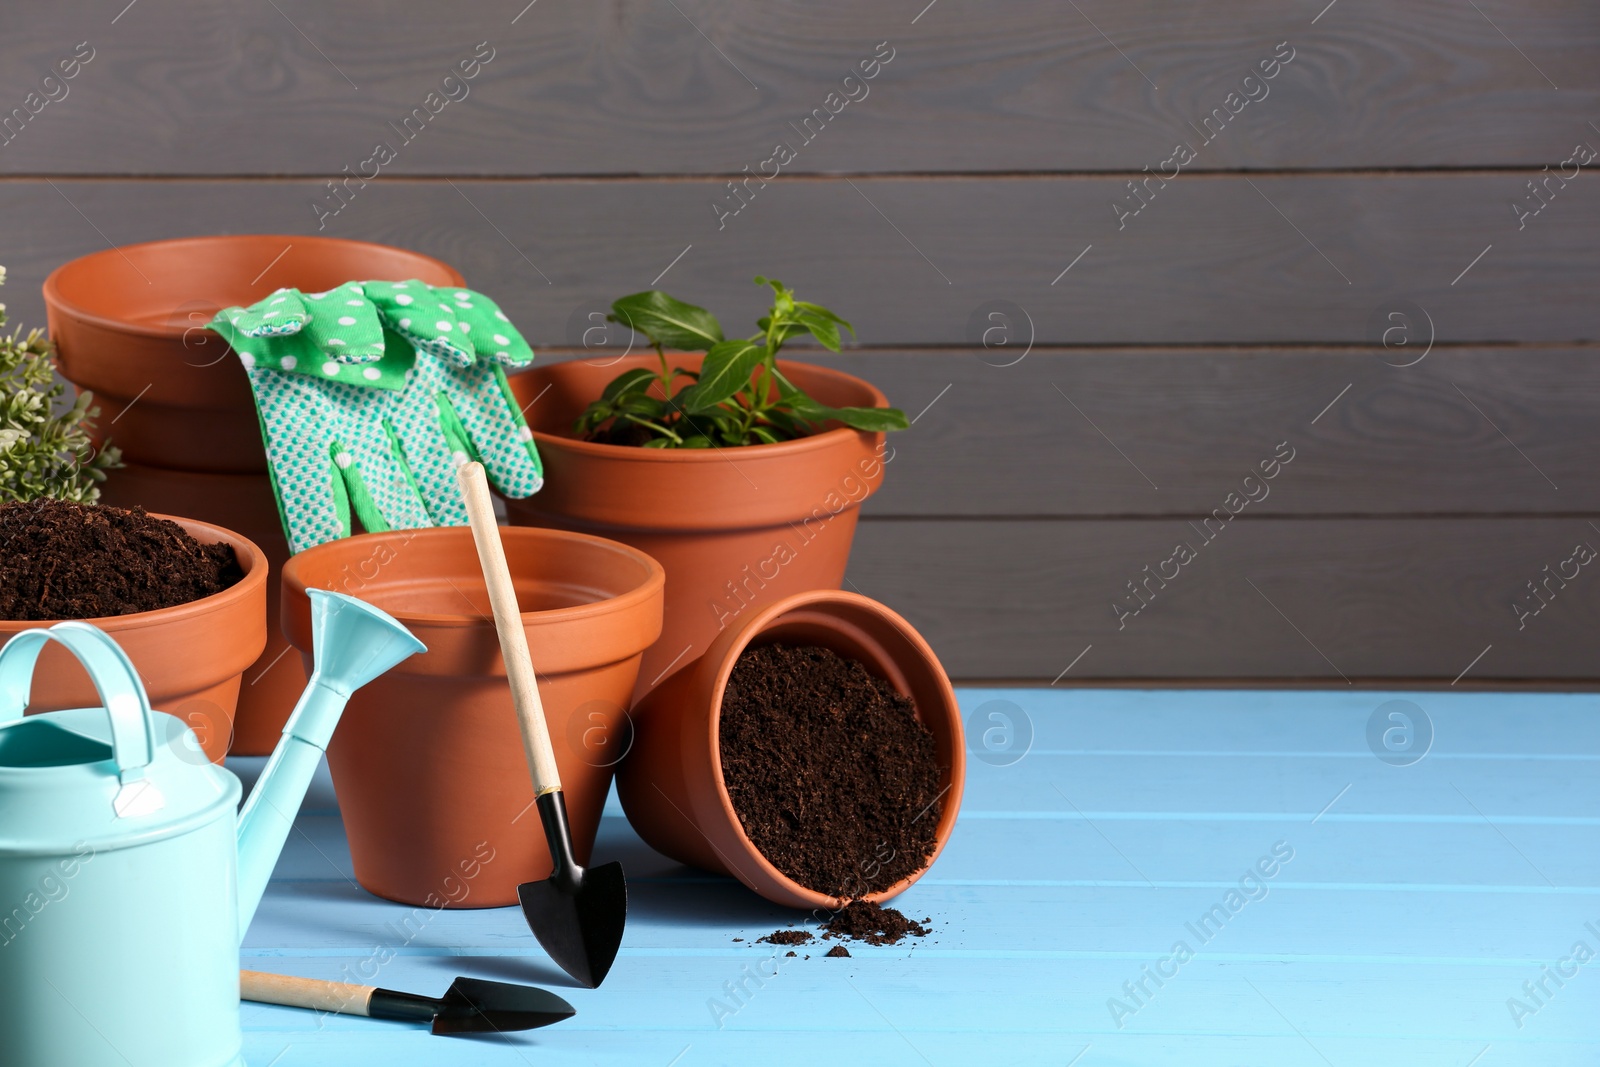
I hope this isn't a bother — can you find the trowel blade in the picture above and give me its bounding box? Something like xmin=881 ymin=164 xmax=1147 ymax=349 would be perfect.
xmin=517 ymin=860 xmax=628 ymax=989
xmin=431 ymin=976 xmax=576 ymax=1035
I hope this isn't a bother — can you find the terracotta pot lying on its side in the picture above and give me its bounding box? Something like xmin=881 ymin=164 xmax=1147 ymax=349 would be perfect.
xmin=0 ymin=517 xmax=267 ymax=765
xmin=44 ymin=234 xmax=466 ymax=474
xmin=503 ymin=355 xmax=890 ymax=705
xmin=616 ymin=589 xmax=965 ymax=910
xmin=281 ymin=526 xmax=665 ymax=908
xmin=98 ymin=463 xmax=306 ymax=756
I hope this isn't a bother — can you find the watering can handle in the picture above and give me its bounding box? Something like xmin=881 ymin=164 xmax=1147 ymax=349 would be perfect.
xmin=0 ymin=623 xmax=158 ymax=780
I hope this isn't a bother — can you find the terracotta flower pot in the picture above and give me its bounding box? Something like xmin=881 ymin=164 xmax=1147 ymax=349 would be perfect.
xmin=616 ymin=589 xmax=965 ymax=910
xmin=281 ymin=526 xmax=665 ymax=907
xmin=0 ymin=516 xmax=267 ymax=765
xmin=43 ymin=235 xmax=465 ymax=473
xmin=45 ymin=234 xmax=464 ymax=756
xmin=98 ymin=463 xmax=306 ymax=755
xmin=504 ymin=355 xmax=889 ymax=704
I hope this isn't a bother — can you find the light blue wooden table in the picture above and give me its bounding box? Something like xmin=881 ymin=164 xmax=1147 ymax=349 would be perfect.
xmin=238 ymin=688 xmax=1600 ymax=1066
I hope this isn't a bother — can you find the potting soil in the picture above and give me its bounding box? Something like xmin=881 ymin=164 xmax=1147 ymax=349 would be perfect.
xmin=0 ymin=499 xmax=244 ymax=621
xmin=822 ymin=900 xmax=931 ymax=946
xmin=757 ymin=929 xmax=814 ymax=946
xmin=718 ymin=642 xmax=944 ymax=897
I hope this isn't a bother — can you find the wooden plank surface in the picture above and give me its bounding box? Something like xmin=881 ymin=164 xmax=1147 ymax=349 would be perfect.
xmin=6 ymin=3 xmax=1597 ymax=684
xmin=844 ymin=517 xmax=1600 ymax=681
xmin=1 ymin=1 xmax=1596 ymax=175
xmin=824 ymin=346 xmax=1600 ymax=517
xmin=232 ymin=688 xmax=1600 ymax=1065
xmin=3 ymin=173 xmax=1597 ymax=346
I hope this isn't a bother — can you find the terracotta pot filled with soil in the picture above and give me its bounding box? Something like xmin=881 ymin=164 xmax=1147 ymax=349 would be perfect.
xmin=97 ymin=462 xmax=303 ymax=755
xmin=0 ymin=499 xmax=267 ymax=763
xmin=44 ymin=234 xmax=465 ymax=754
xmin=616 ymin=589 xmax=964 ymax=909
xmin=503 ymin=355 xmax=889 ymax=705
xmin=281 ymin=526 xmax=664 ymax=907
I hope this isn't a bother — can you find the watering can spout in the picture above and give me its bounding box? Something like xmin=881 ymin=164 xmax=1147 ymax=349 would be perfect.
xmin=235 ymin=590 xmax=425 ymax=936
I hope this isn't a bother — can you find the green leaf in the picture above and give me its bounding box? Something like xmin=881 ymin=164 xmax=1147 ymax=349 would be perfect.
xmin=614 ymin=394 xmax=669 ymax=419
xmin=574 ymin=398 xmax=614 ymax=433
xmin=601 ymin=366 xmax=659 ymax=402
xmin=824 ymin=406 xmax=910 ymax=432
xmin=608 ymin=291 xmax=724 ymax=351
xmin=770 ymin=367 xmax=808 ymax=403
xmin=792 ymin=309 xmax=842 ymax=352
xmin=748 ymin=425 xmax=781 ymax=445
xmin=676 ymin=339 xmax=767 ymax=414
xmin=795 ymin=300 xmax=854 ymax=335
xmin=762 ymin=408 xmax=808 ymax=438
xmin=767 ymin=367 xmax=906 ymax=431
xmin=754 ymin=275 xmax=791 ymax=302
xmin=680 ymin=435 xmax=713 ymax=449
xmin=642 ymin=437 xmax=673 ymax=449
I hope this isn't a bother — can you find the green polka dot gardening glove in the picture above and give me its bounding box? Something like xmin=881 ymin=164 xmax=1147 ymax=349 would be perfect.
xmin=209 ymin=280 xmax=543 ymax=553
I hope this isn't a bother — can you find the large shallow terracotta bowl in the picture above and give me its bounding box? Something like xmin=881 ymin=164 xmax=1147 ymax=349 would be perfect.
xmin=44 ymin=235 xmax=465 ymax=473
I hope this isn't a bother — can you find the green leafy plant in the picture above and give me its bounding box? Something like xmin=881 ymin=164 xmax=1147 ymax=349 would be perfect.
xmin=575 ymin=277 xmax=909 ymax=448
xmin=0 ymin=265 xmax=121 ymax=502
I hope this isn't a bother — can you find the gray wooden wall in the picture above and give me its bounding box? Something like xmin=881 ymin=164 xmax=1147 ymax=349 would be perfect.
xmin=4 ymin=1 xmax=1598 ymax=684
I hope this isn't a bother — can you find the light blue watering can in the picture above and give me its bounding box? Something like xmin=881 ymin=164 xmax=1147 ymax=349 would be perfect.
xmin=0 ymin=589 xmax=425 ymax=1067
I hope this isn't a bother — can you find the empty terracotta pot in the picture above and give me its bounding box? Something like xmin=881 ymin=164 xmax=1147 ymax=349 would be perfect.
xmin=44 ymin=235 xmax=465 ymax=473
xmin=45 ymin=234 xmax=464 ymax=756
xmin=503 ymin=356 xmax=889 ymax=705
xmin=0 ymin=516 xmax=267 ymax=765
xmin=281 ymin=526 xmax=665 ymax=907
xmin=616 ymin=589 xmax=965 ymax=910
xmin=98 ymin=462 xmax=305 ymax=756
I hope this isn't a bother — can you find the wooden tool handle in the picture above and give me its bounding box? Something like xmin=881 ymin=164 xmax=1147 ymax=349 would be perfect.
xmin=456 ymin=460 xmax=562 ymax=795
xmin=241 ymin=970 xmax=375 ymax=1016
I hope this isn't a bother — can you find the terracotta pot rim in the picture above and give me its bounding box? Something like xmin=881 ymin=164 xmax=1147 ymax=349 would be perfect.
xmin=0 ymin=513 xmax=267 ymax=632
xmin=281 ymin=526 xmax=666 ymax=630
xmin=42 ymin=234 xmax=466 ymax=342
xmin=519 ymin=357 xmax=890 ymax=462
xmin=699 ymin=588 xmax=963 ymax=909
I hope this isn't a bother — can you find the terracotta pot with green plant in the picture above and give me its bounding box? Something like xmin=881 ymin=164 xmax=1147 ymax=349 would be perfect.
xmin=504 ymin=278 xmax=908 ymax=701
xmin=42 ymin=236 xmax=466 ymax=754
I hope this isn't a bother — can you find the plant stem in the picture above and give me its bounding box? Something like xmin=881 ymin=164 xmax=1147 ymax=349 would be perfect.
xmin=622 ymin=412 xmax=683 ymax=444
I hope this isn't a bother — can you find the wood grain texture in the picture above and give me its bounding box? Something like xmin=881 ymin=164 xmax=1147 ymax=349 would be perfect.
xmin=5 ymin=0 xmax=1596 ymax=683
xmin=844 ymin=517 xmax=1600 ymax=680
xmin=456 ymin=461 xmax=563 ymax=795
xmin=817 ymin=346 xmax=1600 ymax=517
xmin=1 ymin=0 xmax=1595 ymax=175
xmin=240 ymin=971 xmax=375 ymax=1016
xmin=3 ymin=174 xmax=1595 ymax=346
xmin=232 ymin=698 xmax=1600 ymax=1067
